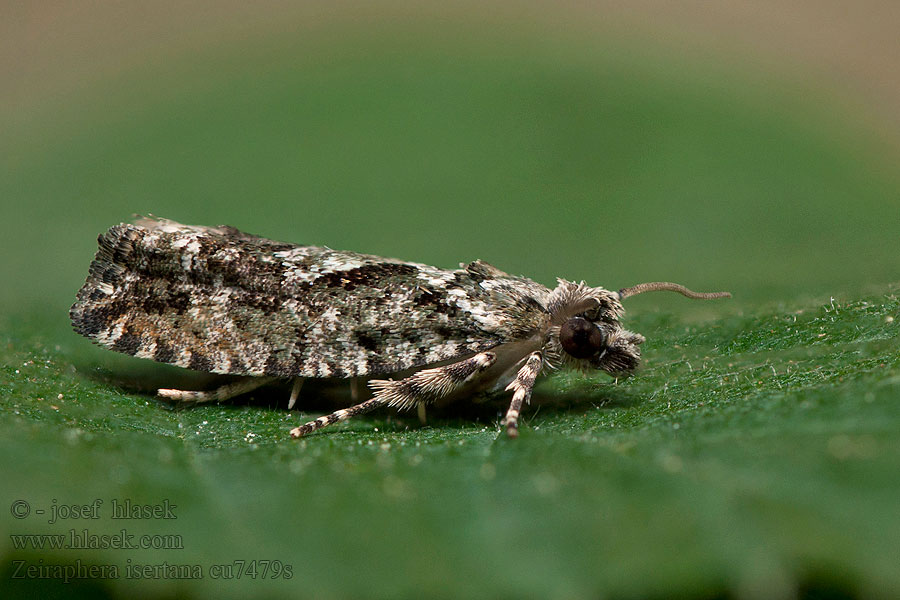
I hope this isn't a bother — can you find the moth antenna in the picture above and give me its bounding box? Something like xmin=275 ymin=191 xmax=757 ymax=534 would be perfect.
xmin=618 ymin=282 xmax=731 ymax=300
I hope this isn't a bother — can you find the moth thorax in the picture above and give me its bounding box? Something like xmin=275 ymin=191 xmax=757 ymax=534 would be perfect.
xmin=559 ymin=317 xmax=606 ymax=359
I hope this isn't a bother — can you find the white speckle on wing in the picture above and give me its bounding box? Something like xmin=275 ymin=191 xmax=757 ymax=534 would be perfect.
xmin=134 ymin=341 xmax=157 ymax=360
xmin=417 ymin=269 xmax=454 ymax=288
xmin=452 ymin=294 xmax=503 ymax=330
xmin=98 ymin=322 xmax=125 ymax=345
xmin=174 ymin=351 xmax=192 ymax=369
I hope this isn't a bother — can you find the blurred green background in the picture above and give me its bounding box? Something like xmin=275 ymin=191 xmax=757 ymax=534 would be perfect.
xmin=2 ymin=2 xmax=899 ymax=599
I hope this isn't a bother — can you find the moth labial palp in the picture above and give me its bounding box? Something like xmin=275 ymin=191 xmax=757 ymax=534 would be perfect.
xmin=69 ymin=216 xmax=731 ymax=439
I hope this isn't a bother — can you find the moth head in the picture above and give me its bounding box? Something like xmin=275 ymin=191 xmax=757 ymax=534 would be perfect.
xmin=549 ymin=279 xmax=730 ymax=377
xmin=559 ymin=316 xmax=645 ymax=376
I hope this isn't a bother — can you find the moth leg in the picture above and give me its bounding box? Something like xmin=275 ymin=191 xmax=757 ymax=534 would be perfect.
xmin=287 ymin=377 xmax=304 ymax=409
xmin=503 ymin=351 xmax=543 ymax=438
xmin=158 ymin=377 xmax=277 ymax=403
xmin=417 ymin=402 xmax=427 ymax=425
xmin=350 ymin=377 xmax=363 ymax=404
xmin=290 ymin=351 xmax=496 ymax=438
xmin=368 ymin=351 xmax=497 ymax=410
xmin=290 ymin=397 xmax=385 ymax=438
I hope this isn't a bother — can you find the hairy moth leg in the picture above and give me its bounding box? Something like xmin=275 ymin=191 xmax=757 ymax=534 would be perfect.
xmin=369 ymin=351 xmax=497 ymax=410
xmin=503 ymin=351 xmax=543 ymax=438
xmin=158 ymin=377 xmax=277 ymax=403
xmin=290 ymin=351 xmax=496 ymax=437
xmin=289 ymin=397 xmax=385 ymax=438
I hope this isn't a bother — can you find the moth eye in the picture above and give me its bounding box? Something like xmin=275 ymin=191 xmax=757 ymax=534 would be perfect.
xmin=560 ymin=317 xmax=606 ymax=359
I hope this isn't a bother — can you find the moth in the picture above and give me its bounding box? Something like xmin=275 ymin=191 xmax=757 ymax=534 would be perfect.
xmin=70 ymin=217 xmax=730 ymax=438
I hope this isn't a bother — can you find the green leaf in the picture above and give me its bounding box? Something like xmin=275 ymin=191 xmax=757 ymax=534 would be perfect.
xmin=3 ymin=18 xmax=899 ymax=600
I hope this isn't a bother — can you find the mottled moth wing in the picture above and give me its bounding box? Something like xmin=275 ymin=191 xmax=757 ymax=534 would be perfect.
xmin=70 ymin=218 xmax=551 ymax=379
